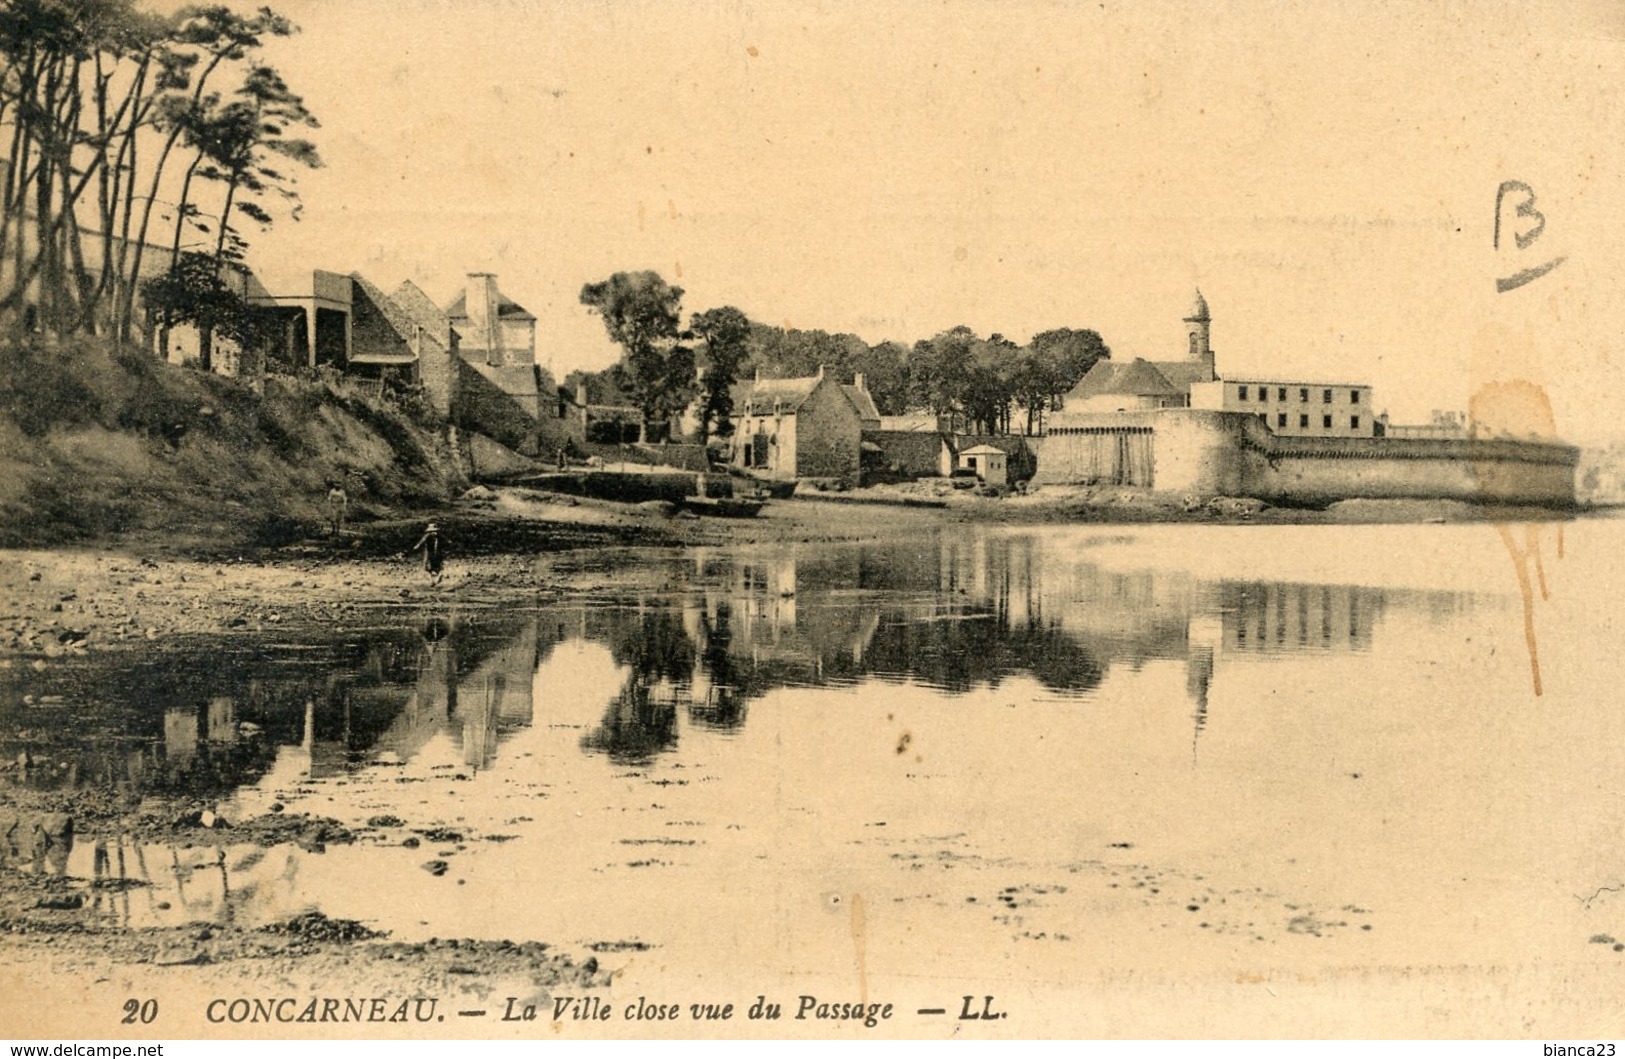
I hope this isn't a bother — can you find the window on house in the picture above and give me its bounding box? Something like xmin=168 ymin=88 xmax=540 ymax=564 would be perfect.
xmin=1278 ymin=387 xmax=1287 ymax=401
xmin=1322 ymin=389 xmax=1332 ymax=403
xmin=1299 ymin=414 xmax=1309 ymax=428
xmin=1322 ymin=414 xmax=1333 ymax=429
xmin=1299 ymin=388 xmax=1308 ymax=402
xmin=1277 ymin=413 xmax=1287 ymax=428
xmin=1351 ymin=390 xmax=1361 ymax=404
xmin=1259 ymin=387 xmax=1268 ymax=403
xmin=1351 ymin=415 xmax=1360 ymax=430
xmin=1238 ymin=385 xmax=1249 ymax=400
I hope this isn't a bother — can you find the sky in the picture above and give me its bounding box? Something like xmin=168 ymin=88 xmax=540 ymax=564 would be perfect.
xmin=222 ymin=0 xmax=1625 ymax=442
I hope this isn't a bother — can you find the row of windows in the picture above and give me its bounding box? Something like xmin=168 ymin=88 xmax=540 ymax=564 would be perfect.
xmin=1237 ymin=385 xmax=1361 ymax=405
xmin=1266 ymin=413 xmax=1361 ymax=430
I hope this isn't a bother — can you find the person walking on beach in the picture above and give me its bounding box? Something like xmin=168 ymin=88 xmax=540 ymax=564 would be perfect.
xmin=325 ymin=481 xmax=349 ymax=536
xmin=411 ymin=521 xmax=445 ymax=586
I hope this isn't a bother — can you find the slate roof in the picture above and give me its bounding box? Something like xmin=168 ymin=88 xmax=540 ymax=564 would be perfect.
xmin=348 ymin=274 xmax=426 ymax=363
xmin=842 ymin=384 xmax=882 ymax=422
xmin=732 ymin=374 xmax=880 ymax=420
xmin=733 ymin=375 xmax=821 ymax=415
xmin=1147 ymin=360 xmax=1214 ymax=391
xmin=877 ymin=413 xmax=942 ymax=432
xmin=390 ymin=280 xmax=455 ymax=347
xmin=464 ymin=360 xmax=540 ymax=399
xmin=1067 ymin=358 xmax=1182 ymax=401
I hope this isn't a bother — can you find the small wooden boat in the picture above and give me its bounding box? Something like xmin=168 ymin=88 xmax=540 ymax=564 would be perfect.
xmin=681 ymin=495 xmax=765 ymax=518
xmin=724 ymin=467 xmax=798 ymax=500
xmin=752 ymin=478 xmax=798 ymax=500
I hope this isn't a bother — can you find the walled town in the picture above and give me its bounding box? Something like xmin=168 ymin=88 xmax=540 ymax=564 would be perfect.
xmin=0 ymin=0 xmax=1618 ymax=1039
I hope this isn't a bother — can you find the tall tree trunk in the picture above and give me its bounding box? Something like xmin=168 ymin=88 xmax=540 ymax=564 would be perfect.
xmin=212 ymin=173 xmax=239 ymax=261
xmin=110 ymin=68 xmax=154 ymax=346
xmin=124 ymin=47 xmax=235 ymax=350
xmin=165 ymin=150 xmax=204 ymax=270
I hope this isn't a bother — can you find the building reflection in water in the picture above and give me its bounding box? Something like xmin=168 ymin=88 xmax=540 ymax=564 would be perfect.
xmin=0 ymin=533 xmax=1478 ymax=799
xmin=565 ymin=534 xmax=1470 ymax=767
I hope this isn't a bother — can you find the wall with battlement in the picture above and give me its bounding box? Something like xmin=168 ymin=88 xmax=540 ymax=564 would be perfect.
xmin=1035 ymin=409 xmax=1578 ymax=506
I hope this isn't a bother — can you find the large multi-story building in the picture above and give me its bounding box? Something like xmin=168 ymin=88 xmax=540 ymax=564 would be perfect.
xmin=1062 ymin=289 xmax=1377 ymax=438
xmin=1039 ymin=290 xmax=1578 ymax=505
xmin=1190 ymin=378 xmax=1374 ymax=438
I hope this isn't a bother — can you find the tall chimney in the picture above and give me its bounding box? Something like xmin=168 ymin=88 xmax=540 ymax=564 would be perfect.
xmin=467 ymin=273 xmax=500 ymax=366
xmin=854 ymin=372 xmax=867 ymax=393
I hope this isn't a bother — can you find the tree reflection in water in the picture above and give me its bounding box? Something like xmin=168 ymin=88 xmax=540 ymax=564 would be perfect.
xmin=1 ymin=532 xmax=1474 ymax=785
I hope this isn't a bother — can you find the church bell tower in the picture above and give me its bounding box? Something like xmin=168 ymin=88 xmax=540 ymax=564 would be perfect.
xmin=1184 ymin=288 xmax=1214 ymax=381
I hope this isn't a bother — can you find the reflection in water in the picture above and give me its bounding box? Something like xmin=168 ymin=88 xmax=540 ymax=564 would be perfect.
xmin=0 ymin=531 xmax=1475 ymax=800
xmin=0 ymin=528 xmax=1501 ymax=935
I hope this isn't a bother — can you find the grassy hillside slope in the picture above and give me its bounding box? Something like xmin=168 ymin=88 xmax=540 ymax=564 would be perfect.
xmin=0 ymin=337 xmax=465 ymax=550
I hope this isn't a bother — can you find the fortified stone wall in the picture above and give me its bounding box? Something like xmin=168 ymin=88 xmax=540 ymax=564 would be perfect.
xmin=866 ymin=430 xmax=947 ymax=478
xmin=1037 ymin=409 xmax=1578 ymax=506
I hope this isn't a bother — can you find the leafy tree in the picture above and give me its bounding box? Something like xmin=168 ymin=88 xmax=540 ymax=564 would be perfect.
xmin=579 ymin=271 xmax=694 ymax=440
xmin=689 ymin=305 xmax=750 ymax=442
xmin=746 ymin=323 xmax=865 ymax=379
xmin=192 ymin=63 xmax=319 ymax=264
xmin=0 ymin=0 xmax=312 ymax=345
xmin=962 ymin=333 xmax=1018 ymax=435
xmin=140 ymin=250 xmax=257 ymax=370
xmin=1030 ymin=327 xmax=1110 ymax=412
xmin=852 ymin=340 xmax=911 ymax=415
xmin=909 ymin=326 xmax=979 ymax=425
xmin=1010 ymin=346 xmax=1062 ymax=434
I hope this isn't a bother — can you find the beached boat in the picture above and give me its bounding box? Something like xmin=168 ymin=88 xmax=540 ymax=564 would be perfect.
xmin=750 ymin=478 xmax=798 ymax=500
xmin=681 ymin=495 xmax=765 ymax=518
xmin=725 ymin=467 xmax=798 ymax=500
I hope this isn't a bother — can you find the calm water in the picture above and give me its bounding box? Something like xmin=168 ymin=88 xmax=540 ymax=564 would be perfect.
xmin=5 ymin=518 xmax=1625 ymax=995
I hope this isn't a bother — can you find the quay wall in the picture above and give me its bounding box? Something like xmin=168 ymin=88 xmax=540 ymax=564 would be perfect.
xmin=1033 ymin=409 xmax=1578 ymax=506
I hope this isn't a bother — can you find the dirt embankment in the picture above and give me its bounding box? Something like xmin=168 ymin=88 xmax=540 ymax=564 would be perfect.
xmin=0 ymin=337 xmax=466 ymax=553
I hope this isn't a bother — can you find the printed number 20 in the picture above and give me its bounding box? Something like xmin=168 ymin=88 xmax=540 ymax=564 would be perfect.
xmin=121 ymin=999 xmax=158 ymax=1024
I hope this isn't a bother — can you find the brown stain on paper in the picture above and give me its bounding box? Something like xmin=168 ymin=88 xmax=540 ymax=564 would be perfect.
xmin=1467 ymin=375 xmax=1561 ymax=698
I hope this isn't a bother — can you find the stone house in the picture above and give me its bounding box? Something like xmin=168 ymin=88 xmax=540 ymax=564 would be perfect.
xmin=950 ymin=434 xmax=1035 ymax=483
xmin=732 ymin=367 xmax=882 ymax=480
xmin=390 ymin=272 xmax=564 ymax=458
xmin=958 ymin=444 xmax=1008 ymax=486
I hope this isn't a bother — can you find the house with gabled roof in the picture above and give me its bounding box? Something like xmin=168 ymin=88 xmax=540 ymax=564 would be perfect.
xmin=445 ymin=273 xmax=537 ymax=370
xmin=437 ymin=273 xmax=562 ymax=457
xmin=1064 ymin=357 xmax=1190 ymax=413
xmin=388 ymin=279 xmax=459 ymax=419
xmin=1059 ymin=290 xmax=1217 ymax=414
xmin=731 ymin=366 xmax=882 ymax=481
xmin=347 ymin=271 xmax=564 ymax=459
